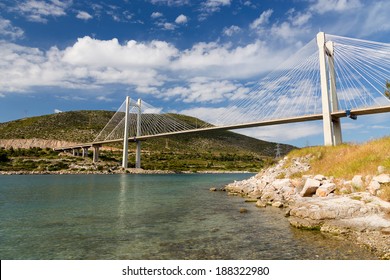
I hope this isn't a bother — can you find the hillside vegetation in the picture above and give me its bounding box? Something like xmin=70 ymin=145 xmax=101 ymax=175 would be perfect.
xmin=0 ymin=110 xmax=294 ymax=172
xmin=284 ymin=137 xmax=390 ymax=201
xmin=287 ymin=137 xmax=390 ymax=178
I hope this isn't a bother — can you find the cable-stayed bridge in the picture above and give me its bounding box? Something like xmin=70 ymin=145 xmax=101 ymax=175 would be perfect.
xmin=55 ymin=32 xmax=390 ymax=168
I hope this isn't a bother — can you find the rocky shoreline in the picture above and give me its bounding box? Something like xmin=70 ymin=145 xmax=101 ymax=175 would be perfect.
xmin=222 ymin=156 xmax=390 ymax=259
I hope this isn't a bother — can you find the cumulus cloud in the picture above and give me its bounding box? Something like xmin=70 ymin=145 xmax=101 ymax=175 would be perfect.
xmin=54 ymin=109 xmax=62 ymax=113
xmin=163 ymin=77 xmax=249 ymax=103
xmin=202 ymin=0 xmax=231 ymax=12
xmin=309 ymin=0 xmax=362 ymax=14
xmin=0 ymin=35 xmax=294 ymax=98
xmin=62 ymin=37 xmax=178 ymax=68
xmin=172 ymin=40 xmax=288 ymax=79
xmin=250 ymin=9 xmax=273 ymax=30
xmin=0 ymin=17 xmax=24 ymax=40
xmin=175 ymin=14 xmax=188 ymax=24
xmin=223 ymin=25 xmax=241 ymax=36
xmin=13 ymin=0 xmax=72 ymax=23
xmin=76 ymin=11 xmax=93 ymax=21
xmin=162 ymin=22 xmax=176 ymax=30
xmin=149 ymin=0 xmax=189 ymax=6
xmin=151 ymin=12 xmax=163 ymax=18
xmin=199 ymin=0 xmax=231 ymax=20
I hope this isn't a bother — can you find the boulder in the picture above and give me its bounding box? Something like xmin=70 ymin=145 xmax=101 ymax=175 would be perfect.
xmin=256 ymin=200 xmax=267 ymax=208
xmin=209 ymin=187 xmax=217 ymax=192
xmin=272 ymin=201 xmax=284 ymax=208
xmin=367 ymin=180 xmax=381 ymax=196
xmin=352 ymin=175 xmax=364 ymax=189
xmin=271 ymin=179 xmax=291 ymax=190
xmin=316 ymin=183 xmax=336 ymax=197
xmin=314 ymin=174 xmax=326 ymax=181
xmin=300 ymin=178 xmax=321 ymax=197
xmin=373 ymin=174 xmax=390 ymax=184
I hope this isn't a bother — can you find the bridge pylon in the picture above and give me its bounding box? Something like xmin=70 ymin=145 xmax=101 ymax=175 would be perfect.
xmin=135 ymin=98 xmax=142 ymax=169
xmin=317 ymin=31 xmax=342 ymax=146
xmin=122 ymin=96 xmax=130 ymax=168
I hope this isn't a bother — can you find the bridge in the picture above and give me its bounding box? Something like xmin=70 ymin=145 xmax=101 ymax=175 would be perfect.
xmin=55 ymin=32 xmax=390 ymax=168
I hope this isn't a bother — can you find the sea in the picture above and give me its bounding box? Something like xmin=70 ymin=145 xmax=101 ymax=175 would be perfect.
xmin=0 ymin=173 xmax=377 ymax=259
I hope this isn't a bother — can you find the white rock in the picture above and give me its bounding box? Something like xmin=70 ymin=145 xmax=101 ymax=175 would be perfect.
xmin=367 ymin=180 xmax=381 ymax=195
xmin=316 ymin=183 xmax=336 ymax=197
xmin=373 ymin=174 xmax=390 ymax=184
xmin=352 ymin=175 xmax=364 ymax=189
xmin=300 ymin=178 xmax=321 ymax=197
xmin=314 ymin=174 xmax=326 ymax=181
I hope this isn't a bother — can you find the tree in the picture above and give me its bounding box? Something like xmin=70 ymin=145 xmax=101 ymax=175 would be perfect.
xmin=0 ymin=149 xmax=9 ymax=163
xmin=385 ymin=80 xmax=390 ymax=100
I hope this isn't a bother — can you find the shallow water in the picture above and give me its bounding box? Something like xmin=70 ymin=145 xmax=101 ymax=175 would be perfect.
xmin=0 ymin=174 xmax=377 ymax=259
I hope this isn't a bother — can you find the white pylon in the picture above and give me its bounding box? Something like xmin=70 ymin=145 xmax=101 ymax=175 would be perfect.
xmin=122 ymin=96 xmax=130 ymax=168
xmin=135 ymin=98 xmax=142 ymax=169
xmin=317 ymin=32 xmax=342 ymax=146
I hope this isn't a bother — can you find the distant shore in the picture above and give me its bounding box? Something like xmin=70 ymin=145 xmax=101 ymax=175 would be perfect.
xmin=0 ymin=169 xmax=254 ymax=175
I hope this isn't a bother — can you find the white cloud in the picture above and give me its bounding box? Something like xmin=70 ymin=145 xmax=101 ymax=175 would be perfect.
xmin=0 ymin=93 xmax=5 ymax=98
xmin=250 ymin=9 xmax=273 ymax=30
xmin=172 ymin=40 xmax=288 ymax=79
xmin=76 ymin=11 xmax=92 ymax=21
xmin=149 ymin=0 xmax=189 ymax=6
xmin=163 ymin=78 xmax=249 ymax=103
xmin=54 ymin=109 xmax=62 ymax=113
xmin=0 ymin=17 xmax=24 ymax=40
xmin=202 ymin=0 xmax=231 ymax=12
xmin=199 ymin=0 xmax=231 ymax=19
xmin=287 ymin=9 xmax=312 ymax=27
xmin=175 ymin=14 xmax=188 ymax=24
xmin=151 ymin=12 xmax=163 ymax=18
xmin=97 ymin=96 xmax=113 ymax=102
xmin=62 ymin=37 xmax=178 ymax=68
xmin=13 ymin=0 xmax=72 ymax=23
xmin=223 ymin=25 xmax=241 ymax=36
xmin=163 ymin=22 xmax=176 ymax=30
xmin=358 ymin=1 xmax=390 ymax=36
xmin=310 ymin=0 xmax=362 ymax=14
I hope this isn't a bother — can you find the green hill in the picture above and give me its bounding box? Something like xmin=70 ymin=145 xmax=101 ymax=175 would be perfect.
xmin=0 ymin=111 xmax=295 ymax=172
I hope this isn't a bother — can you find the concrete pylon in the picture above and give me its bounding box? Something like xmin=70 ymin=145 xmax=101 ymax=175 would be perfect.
xmin=317 ymin=32 xmax=342 ymax=146
xmin=122 ymin=96 xmax=130 ymax=168
xmin=135 ymin=98 xmax=142 ymax=169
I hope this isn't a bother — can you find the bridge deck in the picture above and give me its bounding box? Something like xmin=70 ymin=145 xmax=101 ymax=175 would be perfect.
xmin=54 ymin=105 xmax=390 ymax=151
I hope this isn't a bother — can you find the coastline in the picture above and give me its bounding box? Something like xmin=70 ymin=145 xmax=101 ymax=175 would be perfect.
xmin=222 ymin=156 xmax=390 ymax=259
xmin=0 ymin=169 xmax=254 ymax=175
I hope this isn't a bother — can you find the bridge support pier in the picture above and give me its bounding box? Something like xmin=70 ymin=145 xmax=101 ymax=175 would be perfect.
xmin=82 ymin=147 xmax=89 ymax=158
xmin=317 ymin=32 xmax=342 ymax=146
xmin=92 ymin=145 xmax=100 ymax=163
xmin=72 ymin=148 xmax=79 ymax=156
xmin=135 ymin=141 xmax=141 ymax=169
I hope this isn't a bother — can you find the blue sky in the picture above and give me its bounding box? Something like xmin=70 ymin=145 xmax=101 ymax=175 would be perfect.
xmin=0 ymin=0 xmax=390 ymax=147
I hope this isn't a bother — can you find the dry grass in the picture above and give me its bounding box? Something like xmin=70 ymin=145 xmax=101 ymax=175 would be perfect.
xmin=287 ymin=136 xmax=390 ymax=179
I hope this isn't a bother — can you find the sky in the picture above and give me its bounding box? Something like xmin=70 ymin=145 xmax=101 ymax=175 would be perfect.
xmin=0 ymin=0 xmax=390 ymax=147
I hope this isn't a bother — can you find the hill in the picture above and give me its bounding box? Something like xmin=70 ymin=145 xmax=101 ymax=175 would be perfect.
xmin=0 ymin=110 xmax=295 ymax=172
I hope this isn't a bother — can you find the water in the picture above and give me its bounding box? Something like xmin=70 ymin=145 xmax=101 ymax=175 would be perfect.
xmin=0 ymin=174 xmax=377 ymax=260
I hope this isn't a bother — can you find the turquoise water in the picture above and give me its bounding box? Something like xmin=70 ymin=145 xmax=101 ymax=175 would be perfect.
xmin=0 ymin=174 xmax=377 ymax=259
